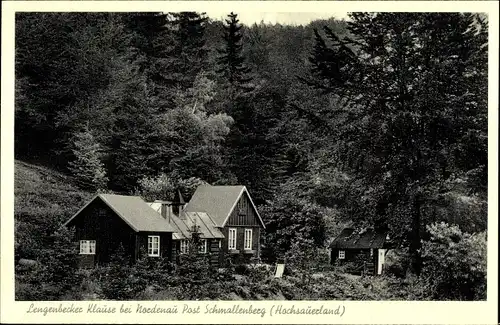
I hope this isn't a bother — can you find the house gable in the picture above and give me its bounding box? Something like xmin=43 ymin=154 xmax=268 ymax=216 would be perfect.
xmin=65 ymin=194 xmax=175 ymax=233
xmin=184 ymin=185 xmax=265 ymax=229
xmin=225 ymin=191 xmax=261 ymax=227
xmin=65 ymin=196 xmax=136 ymax=233
xmin=66 ymin=198 xmax=139 ymax=265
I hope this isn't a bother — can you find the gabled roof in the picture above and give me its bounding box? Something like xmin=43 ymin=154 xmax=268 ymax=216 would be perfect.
xmin=183 ymin=185 xmax=265 ymax=228
xmin=65 ymin=194 xmax=175 ymax=233
xmin=330 ymin=228 xmax=387 ymax=249
xmin=148 ymin=202 xmax=224 ymax=240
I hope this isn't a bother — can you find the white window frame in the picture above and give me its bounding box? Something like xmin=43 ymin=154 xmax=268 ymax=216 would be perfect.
xmin=198 ymin=239 xmax=207 ymax=254
xmin=148 ymin=236 xmax=160 ymax=257
xmin=338 ymin=250 xmax=345 ymax=259
xmin=228 ymin=228 xmax=237 ymax=250
xmin=244 ymin=229 xmax=253 ymax=250
xmin=79 ymin=240 xmax=96 ymax=255
xmin=180 ymin=240 xmax=189 ymax=254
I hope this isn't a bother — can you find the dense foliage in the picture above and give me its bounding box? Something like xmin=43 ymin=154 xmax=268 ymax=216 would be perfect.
xmin=421 ymin=222 xmax=487 ymax=300
xmin=14 ymin=12 xmax=488 ymax=301
xmin=302 ymin=12 xmax=488 ymax=274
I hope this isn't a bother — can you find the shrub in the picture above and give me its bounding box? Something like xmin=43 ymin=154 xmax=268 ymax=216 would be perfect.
xmin=97 ymin=245 xmax=145 ymax=300
xmin=384 ymin=248 xmax=412 ymax=278
xmin=15 ymin=226 xmax=82 ymax=300
xmin=421 ymin=222 xmax=486 ymax=300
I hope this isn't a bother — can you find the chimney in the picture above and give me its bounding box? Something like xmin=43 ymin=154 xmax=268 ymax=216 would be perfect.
xmin=173 ymin=189 xmax=187 ymax=219
xmin=160 ymin=202 xmax=172 ymax=223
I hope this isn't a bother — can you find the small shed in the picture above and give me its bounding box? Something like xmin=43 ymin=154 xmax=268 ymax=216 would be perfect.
xmin=330 ymin=228 xmax=389 ymax=275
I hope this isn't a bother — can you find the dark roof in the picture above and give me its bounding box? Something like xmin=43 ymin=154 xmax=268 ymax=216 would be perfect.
xmin=183 ymin=185 xmax=265 ymax=228
xmin=65 ymin=194 xmax=175 ymax=233
xmin=148 ymin=202 xmax=224 ymax=240
xmin=330 ymin=228 xmax=387 ymax=249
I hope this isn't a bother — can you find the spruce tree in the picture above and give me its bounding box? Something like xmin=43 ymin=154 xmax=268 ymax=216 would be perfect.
xmin=68 ymin=126 xmax=108 ymax=191
xmin=164 ymin=12 xmax=209 ymax=91
xmin=121 ymin=12 xmax=173 ymax=112
xmin=303 ymin=13 xmax=487 ymax=274
xmin=122 ymin=12 xmax=168 ymax=60
xmin=107 ymin=79 xmax=164 ymax=192
xmin=216 ymin=12 xmax=254 ymax=97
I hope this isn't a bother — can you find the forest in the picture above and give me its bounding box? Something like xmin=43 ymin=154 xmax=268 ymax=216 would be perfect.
xmin=14 ymin=12 xmax=487 ymax=300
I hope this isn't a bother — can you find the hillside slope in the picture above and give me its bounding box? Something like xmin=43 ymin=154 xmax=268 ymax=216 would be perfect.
xmin=15 ymin=160 xmax=93 ymax=259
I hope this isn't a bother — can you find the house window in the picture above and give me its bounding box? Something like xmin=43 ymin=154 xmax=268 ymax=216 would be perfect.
xmin=80 ymin=240 xmax=96 ymax=254
xmin=338 ymin=250 xmax=345 ymax=259
xmin=228 ymin=228 xmax=237 ymax=250
xmin=244 ymin=229 xmax=253 ymax=250
xmin=198 ymin=239 xmax=207 ymax=254
xmin=180 ymin=240 xmax=189 ymax=254
xmin=148 ymin=236 xmax=160 ymax=257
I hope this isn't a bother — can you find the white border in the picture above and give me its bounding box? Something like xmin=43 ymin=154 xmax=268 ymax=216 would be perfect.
xmin=1 ymin=2 xmax=498 ymax=324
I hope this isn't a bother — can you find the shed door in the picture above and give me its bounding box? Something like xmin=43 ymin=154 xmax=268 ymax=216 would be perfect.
xmin=377 ymin=249 xmax=386 ymax=275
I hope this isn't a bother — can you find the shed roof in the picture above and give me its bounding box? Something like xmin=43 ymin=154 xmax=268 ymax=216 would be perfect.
xmin=183 ymin=185 xmax=265 ymax=228
xmin=65 ymin=194 xmax=175 ymax=233
xmin=148 ymin=202 xmax=224 ymax=240
xmin=330 ymin=228 xmax=387 ymax=249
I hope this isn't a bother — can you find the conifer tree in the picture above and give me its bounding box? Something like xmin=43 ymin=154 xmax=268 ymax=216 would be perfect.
xmin=216 ymin=12 xmax=254 ymax=97
xmin=303 ymin=13 xmax=487 ymax=274
xmin=24 ymin=226 xmax=82 ymax=300
xmin=68 ymin=126 xmax=108 ymax=191
xmin=122 ymin=12 xmax=173 ymax=112
xmin=122 ymin=12 xmax=169 ymax=61
xmin=107 ymin=77 xmax=163 ymax=192
xmin=41 ymin=226 xmax=81 ymax=289
xmin=164 ymin=12 xmax=209 ymax=91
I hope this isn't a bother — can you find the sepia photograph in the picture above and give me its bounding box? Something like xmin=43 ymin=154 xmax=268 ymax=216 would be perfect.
xmin=3 ymin=2 xmax=496 ymax=319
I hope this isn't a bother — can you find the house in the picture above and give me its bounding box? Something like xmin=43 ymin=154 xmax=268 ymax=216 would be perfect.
xmin=64 ymin=194 xmax=175 ymax=268
xmin=147 ymin=190 xmax=225 ymax=265
xmin=183 ymin=185 xmax=266 ymax=264
xmin=65 ymin=185 xmax=265 ymax=267
xmin=330 ymin=228 xmax=389 ymax=275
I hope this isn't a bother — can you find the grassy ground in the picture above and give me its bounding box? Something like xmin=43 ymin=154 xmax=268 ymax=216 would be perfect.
xmin=15 ymin=160 xmax=93 ymax=260
xmin=15 ymin=160 xmax=92 ymax=216
xmin=71 ymin=268 xmax=423 ymax=301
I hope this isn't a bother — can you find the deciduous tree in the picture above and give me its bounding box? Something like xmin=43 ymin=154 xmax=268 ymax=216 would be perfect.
xmin=303 ymin=13 xmax=487 ymax=274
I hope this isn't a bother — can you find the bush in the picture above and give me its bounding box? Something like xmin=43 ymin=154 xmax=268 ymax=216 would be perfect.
xmin=97 ymin=245 xmax=145 ymax=300
xmin=384 ymin=248 xmax=412 ymax=278
xmin=421 ymin=222 xmax=486 ymax=300
xmin=261 ymin=193 xmax=327 ymax=263
xmin=15 ymin=226 xmax=83 ymax=300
